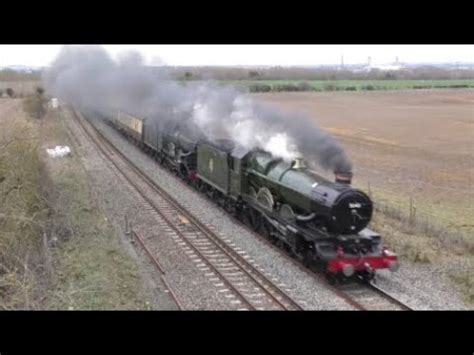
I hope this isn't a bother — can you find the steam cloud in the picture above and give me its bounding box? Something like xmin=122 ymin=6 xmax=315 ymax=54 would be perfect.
xmin=44 ymin=46 xmax=352 ymax=172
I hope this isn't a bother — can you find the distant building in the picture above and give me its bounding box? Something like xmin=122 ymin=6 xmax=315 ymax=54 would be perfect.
xmin=370 ymin=63 xmax=404 ymax=71
xmin=347 ymin=57 xmax=405 ymax=72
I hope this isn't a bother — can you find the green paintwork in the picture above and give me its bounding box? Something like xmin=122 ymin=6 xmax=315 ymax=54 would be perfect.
xmin=197 ymin=144 xmax=231 ymax=193
xmin=246 ymin=151 xmax=328 ymax=213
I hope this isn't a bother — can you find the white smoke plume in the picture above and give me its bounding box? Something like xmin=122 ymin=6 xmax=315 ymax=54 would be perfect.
xmin=44 ymin=46 xmax=352 ymax=172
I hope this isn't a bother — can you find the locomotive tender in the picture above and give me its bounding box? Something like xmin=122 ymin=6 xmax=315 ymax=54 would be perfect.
xmin=102 ymin=109 xmax=399 ymax=282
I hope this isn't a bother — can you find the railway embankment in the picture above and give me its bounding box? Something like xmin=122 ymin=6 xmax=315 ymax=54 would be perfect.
xmin=0 ymin=98 xmax=155 ymax=309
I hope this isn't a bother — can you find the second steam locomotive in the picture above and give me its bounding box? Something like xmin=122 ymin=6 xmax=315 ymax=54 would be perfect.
xmin=99 ymin=109 xmax=399 ymax=283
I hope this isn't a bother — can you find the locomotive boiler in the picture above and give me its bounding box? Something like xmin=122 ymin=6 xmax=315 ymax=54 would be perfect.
xmin=244 ymin=151 xmax=373 ymax=235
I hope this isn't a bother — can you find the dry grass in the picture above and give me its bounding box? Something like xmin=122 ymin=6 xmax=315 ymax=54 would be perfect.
xmin=371 ymin=209 xmax=474 ymax=304
xmin=23 ymin=94 xmax=47 ymax=119
xmin=0 ymin=81 xmax=41 ymax=97
xmin=0 ymin=99 xmax=47 ymax=309
xmin=41 ymin=149 xmax=148 ymax=309
xmin=0 ymin=98 xmax=151 ymax=309
xmin=373 ymin=200 xmax=474 ymax=259
xmin=38 ymin=107 xmax=151 ymax=309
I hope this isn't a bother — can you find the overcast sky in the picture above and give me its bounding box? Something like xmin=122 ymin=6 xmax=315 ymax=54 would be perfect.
xmin=0 ymin=45 xmax=473 ymax=67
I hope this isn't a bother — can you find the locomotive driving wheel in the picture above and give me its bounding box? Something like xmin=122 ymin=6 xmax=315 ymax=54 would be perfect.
xmin=256 ymin=187 xmax=274 ymax=212
xmin=279 ymin=204 xmax=296 ymax=222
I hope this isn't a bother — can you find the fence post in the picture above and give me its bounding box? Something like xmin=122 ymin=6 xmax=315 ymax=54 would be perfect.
xmin=125 ymin=215 xmax=130 ymax=236
xmin=409 ymin=195 xmax=413 ymax=224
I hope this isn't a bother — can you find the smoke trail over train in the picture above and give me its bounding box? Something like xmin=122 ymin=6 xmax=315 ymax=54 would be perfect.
xmin=44 ymin=45 xmax=352 ymax=172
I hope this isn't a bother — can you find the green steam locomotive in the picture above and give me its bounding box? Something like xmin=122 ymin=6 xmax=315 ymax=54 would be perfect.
xmin=102 ymin=109 xmax=399 ymax=282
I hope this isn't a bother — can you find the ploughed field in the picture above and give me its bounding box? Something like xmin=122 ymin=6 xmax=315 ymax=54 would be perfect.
xmin=252 ymin=90 xmax=474 ymax=235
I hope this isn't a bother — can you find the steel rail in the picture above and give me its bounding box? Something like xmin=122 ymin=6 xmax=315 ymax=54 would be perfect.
xmin=73 ymin=108 xmax=303 ymax=310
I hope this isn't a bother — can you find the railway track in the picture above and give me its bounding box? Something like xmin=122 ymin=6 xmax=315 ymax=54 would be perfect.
xmin=335 ymin=281 xmax=412 ymax=310
xmin=72 ymin=107 xmax=412 ymax=311
xmin=131 ymin=229 xmax=184 ymax=310
xmin=233 ymin=216 xmax=413 ymax=310
xmin=65 ymin=107 xmax=184 ymax=310
xmin=72 ymin=108 xmax=304 ymax=311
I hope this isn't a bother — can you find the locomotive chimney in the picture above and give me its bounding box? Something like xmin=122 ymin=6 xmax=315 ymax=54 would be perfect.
xmin=335 ymin=171 xmax=353 ymax=185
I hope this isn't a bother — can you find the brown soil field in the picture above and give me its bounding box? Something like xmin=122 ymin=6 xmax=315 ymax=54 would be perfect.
xmin=253 ymin=90 xmax=474 ymax=235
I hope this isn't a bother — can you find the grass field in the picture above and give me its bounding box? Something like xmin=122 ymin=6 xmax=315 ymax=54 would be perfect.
xmin=224 ymin=79 xmax=474 ymax=92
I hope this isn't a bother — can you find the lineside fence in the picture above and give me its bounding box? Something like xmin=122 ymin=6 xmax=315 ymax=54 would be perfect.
xmin=363 ymin=180 xmax=473 ymax=252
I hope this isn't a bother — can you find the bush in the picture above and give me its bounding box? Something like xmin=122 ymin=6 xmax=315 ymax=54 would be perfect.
xmin=361 ymin=84 xmax=375 ymax=91
xmin=323 ymin=83 xmax=337 ymax=91
xmin=23 ymin=94 xmax=47 ymax=119
xmin=297 ymin=81 xmax=313 ymax=91
xmin=345 ymin=86 xmax=357 ymax=91
xmin=274 ymin=83 xmax=300 ymax=92
xmin=248 ymin=84 xmax=272 ymax=93
xmin=6 ymin=88 xmax=14 ymax=97
xmin=248 ymin=70 xmax=260 ymax=79
xmin=36 ymin=87 xmax=45 ymax=95
xmin=0 ymin=111 xmax=44 ymax=309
